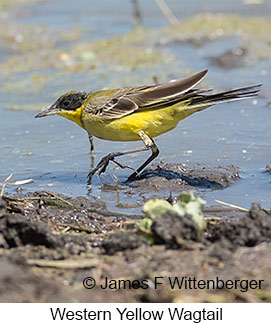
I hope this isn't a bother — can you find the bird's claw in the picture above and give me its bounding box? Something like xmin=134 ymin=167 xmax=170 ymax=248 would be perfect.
xmin=87 ymin=153 xmax=139 ymax=184
xmin=87 ymin=154 xmax=115 ymax=183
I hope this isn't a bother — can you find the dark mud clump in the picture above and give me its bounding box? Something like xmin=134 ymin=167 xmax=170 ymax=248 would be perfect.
xmin=151 ymin=212 xmax=201 ymax=247
xmin=128 ymin=163 xmax=240 ymax=191
xmin=0 ymin=193 xmax=271 ymax=302
xmin=103 ymin=232 xmax=150 ymax=255
xmin=207 ymin=203 xmax=271 ymax=247
xmin=0 ymin=214 xmax=63 ymax=249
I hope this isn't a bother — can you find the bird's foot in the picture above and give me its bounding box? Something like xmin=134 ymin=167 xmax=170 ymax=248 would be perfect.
xmin=87 ymin=153 xmax=138 ymax=184
xmin=87 ymin=154 xmax=112 ymax=182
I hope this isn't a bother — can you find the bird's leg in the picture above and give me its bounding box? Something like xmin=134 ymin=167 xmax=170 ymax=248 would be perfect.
xmin=88 ymin=134 xmax=94 ymax=153
xmin=126 ymin=131 xmax=159 ymax=182
xmin=87 ymin=131 xmax=159 ymax=184
xmin=88 ymin=134 xmax=95 ymax=168
xmin=87 ymin=145 xmax=149 ymax=184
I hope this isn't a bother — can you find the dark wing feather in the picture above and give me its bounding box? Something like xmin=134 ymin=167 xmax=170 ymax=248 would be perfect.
xmin=85 ymin=70 xmax=208 ymax=120
xmin=128 ymin=69 xmax=208 ymax=107
xmin=188 ymin=84 xmax=262 ymax=107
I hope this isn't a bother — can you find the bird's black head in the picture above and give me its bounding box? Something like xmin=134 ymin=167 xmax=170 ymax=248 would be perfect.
xmin=35 ymin=91 xmax=88 ymax=118
xmin=55 ymin=91 xmax=88 ymax=111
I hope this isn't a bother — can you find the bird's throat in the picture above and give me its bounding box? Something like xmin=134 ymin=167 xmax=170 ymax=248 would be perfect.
xmin=59 ymin=107 xmax=84 ymax=128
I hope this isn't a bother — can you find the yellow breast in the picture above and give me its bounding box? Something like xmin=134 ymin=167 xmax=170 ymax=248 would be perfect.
xmin=81 ymin=103 xmax=192 ymax=142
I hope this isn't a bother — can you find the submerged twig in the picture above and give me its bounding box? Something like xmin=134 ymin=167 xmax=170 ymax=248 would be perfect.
xmin=0 ymin=173 xmax=13 ymax=197
xmin=41 ymin=191 xmax=74 ymax=207
xmin=154 ymin=0 xmax=179 ymax=25
xmin=215 ymin=199 xmax=249 ymax=212
xmin=131 ymin=0 xmax=142 ymax=27
xmin=12 ymin=179 xmax=34 ymax=185
xmin=62 ymin=223 xmax=96 ymax=234
xmin=27 ymin=258 xmax=100 ymax=269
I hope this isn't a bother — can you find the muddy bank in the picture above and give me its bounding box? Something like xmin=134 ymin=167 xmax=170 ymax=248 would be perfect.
xmin=126 ymin=163 xmax=240 ymax=190
xmin=0 ymin=188 xmax=270 ymax=303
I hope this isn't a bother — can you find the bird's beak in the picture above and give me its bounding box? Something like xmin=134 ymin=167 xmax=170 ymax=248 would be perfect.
xmin=35 ymin=102 xmax=61 ymax=118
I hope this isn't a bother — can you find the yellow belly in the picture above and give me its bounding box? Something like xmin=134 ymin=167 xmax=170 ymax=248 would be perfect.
xmin=81 ymin=103 xmax=194 ymax=142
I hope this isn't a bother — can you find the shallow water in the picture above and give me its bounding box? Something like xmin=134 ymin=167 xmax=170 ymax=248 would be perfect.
xmin=0 ymin=0 xmax=270 ymax=214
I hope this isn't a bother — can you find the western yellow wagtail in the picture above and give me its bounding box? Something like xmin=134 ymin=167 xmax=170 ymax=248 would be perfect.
xmin=35 ymin=70 xmax=260 ymax=182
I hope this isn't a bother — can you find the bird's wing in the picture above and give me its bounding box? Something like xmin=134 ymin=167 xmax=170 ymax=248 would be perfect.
xmin=85 ymin=70 xmax=208 ymax=120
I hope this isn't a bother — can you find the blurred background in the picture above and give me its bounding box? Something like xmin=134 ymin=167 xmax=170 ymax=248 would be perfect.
xmin=0 ymin=0 xmax=270 ymax=214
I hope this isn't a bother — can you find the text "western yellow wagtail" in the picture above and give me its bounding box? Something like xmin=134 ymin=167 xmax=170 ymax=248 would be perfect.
xmin=35 ymin=70 xmax=260 ymax=183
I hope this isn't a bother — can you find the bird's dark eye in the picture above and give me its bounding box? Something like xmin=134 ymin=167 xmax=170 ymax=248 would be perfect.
xmin=62 ymin=100 xmax=70 ymax=107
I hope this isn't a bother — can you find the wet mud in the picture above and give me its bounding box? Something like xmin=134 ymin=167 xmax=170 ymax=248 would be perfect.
xmin=127 ymin=163 xmax=240 ymax=191
xmin=1 ymin=175 xmax=271 ymax=302
xmin=93 ymin=163 xmax=241 ymax=216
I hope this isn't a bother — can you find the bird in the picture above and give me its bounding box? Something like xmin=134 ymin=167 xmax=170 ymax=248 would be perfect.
xmin=35 ymin=70 xmax=261 ymax=183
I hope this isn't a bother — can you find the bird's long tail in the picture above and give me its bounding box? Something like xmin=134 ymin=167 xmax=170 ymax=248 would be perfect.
xmin=187 ymin=84 xmax=261 ymax=110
